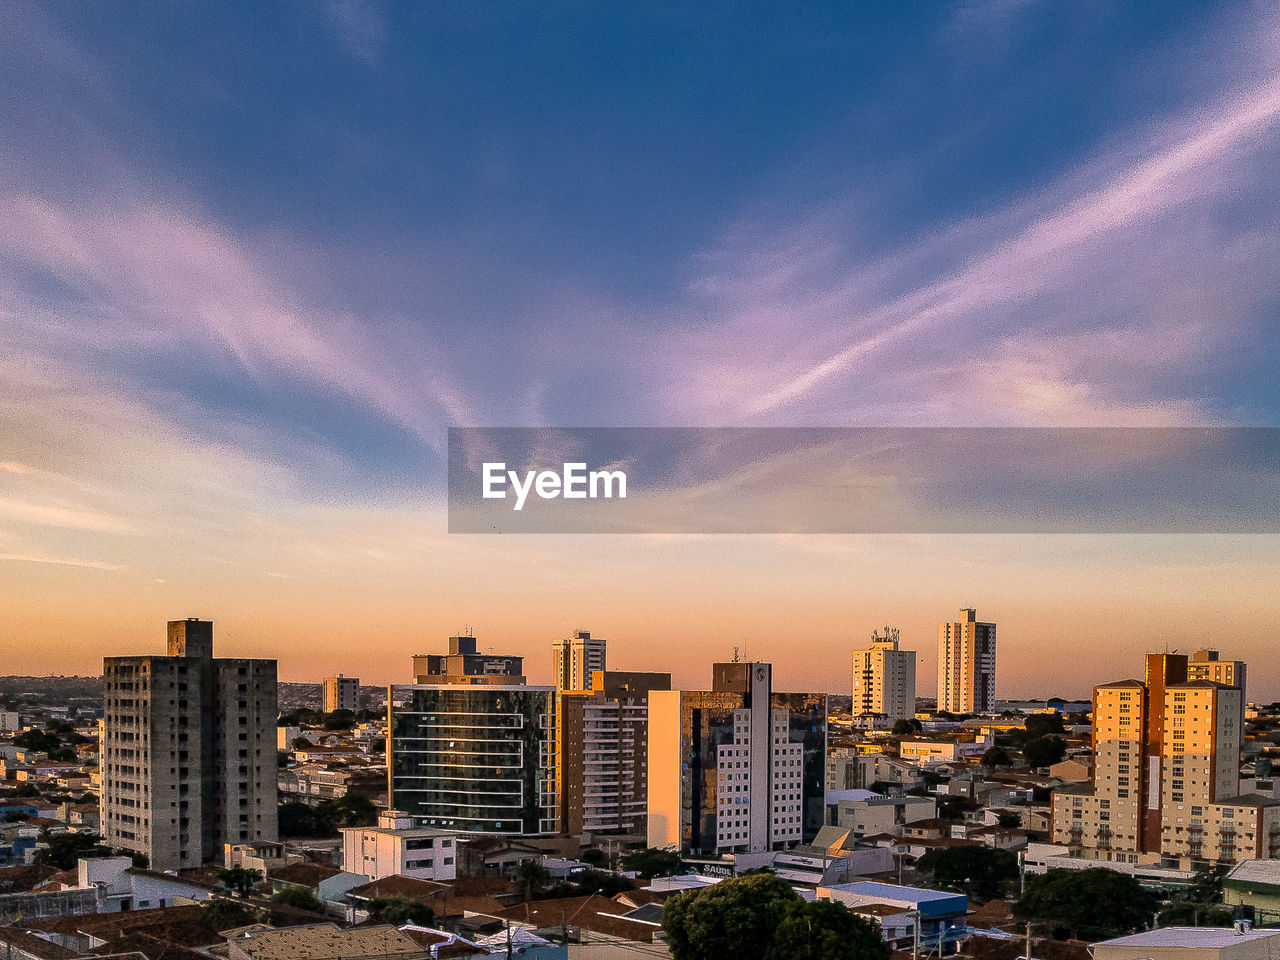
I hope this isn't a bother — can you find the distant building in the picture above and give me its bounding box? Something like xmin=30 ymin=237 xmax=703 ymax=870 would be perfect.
xmin=341 ymin=810 xmax=460 ymax=881
xmin=1051 ymin=652 xmax=1279 ymax=867
xmin=826 ymin=790 xmax=936 ymax=838
xmin=937 ymin=608 xmax=996 ymax=714
xmin=388 ymin=681 xmax=556 ymax=835
xmin=552 ymin=630 xmax=607 ymax=692
xmin=102 ymin=619 xmax=278 ymax=871
xmin=852 ymin=628 xmax=916 ymax=723
xmin=411 ymin=635 xmax=523 ymax=684
xmin=322 ymin=674 xmax=359 ymax=713
xmin=556 ymin=670 xmax=670 ymax=836
xmin=647 ymin=662 xmax=827 ymax=855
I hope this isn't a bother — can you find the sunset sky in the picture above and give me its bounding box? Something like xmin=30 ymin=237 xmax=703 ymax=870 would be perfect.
xmin=2 ymin=3 xmax=1279 ymax=698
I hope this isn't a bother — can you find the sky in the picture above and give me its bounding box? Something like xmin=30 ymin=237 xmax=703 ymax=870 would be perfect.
xmin=2 ymin=1 xmax=1279 ymax=698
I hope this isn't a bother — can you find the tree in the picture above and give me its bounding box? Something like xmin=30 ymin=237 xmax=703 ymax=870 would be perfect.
xmin=325 ymin=793 xmax=376 ymax=828
xmin=664 ymin=873 xmax=807 ymax=960
xmin=767 ymin=898 xmax=890 ymax=960
xmin=291 ymin=736 xmax=314 ymax=749
xmin=323 ymin=709 xmax=357 ymax=730
xmin=272 ymin=887 xmax=323 ymax=912
xmin=215 ymin=866 xmax=263 ymax=896
xmin=982 ymin=746 xmax=1012 ymax=768
xmin=622 ymin=847 xmax=682 ymax=879
xmin=1186 ymin=862 xmax=1230 ymax=905
xmin=202 ymin=898 xmax=265 ymax=931
xmin=1022 ymin=735 xmax=1067 ymax=768
xmin=580 ymin=847 xmax=607 ymax=866
xmin=917 ymin=846 xmax=1018 ymax=901
xmin=892 ymin=718 xmax=923 ymax=736
xmin=1016 ymin=869 xmax=1157 ymax=940
xmin=574 ymin=869 xmax=634 ymax=897
xmin=368 ymin=895 xmax=436 ymax=926
xmin=1024 ymin=713 xmax=1066 ymax=740
xmin=14 ymin=729 xmax=61 ymax=753
xmin=514 ymin=859 xmax=550 ymax=902
xmin=997 ymin=813 xmax=1022 ymax=829
xmin=36 ymin=832 xmax=108 ymax=869
xmin=1158 ymin=901 xmax=1232 ymax=927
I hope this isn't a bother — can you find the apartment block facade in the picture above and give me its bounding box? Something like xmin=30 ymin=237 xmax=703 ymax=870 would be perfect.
xmin=647 ymin=662 xmax=827 ymax=855
xmin=322 ymin=674 xmax=359 ymax=713
xmin=552 ymin=631 xmax=607 ymax=692
xmin=556 ymin=670 xmax=670 ymax=836
xmin=1051 ymin=652 xmax=1280 ymax=866
xmin=411 ymin=635 xmax=525 ymax=685
xmin=388 ymin=682 xmax=557 ymax=835
xmin=102 ymin=619 xmax=278 ymax=871
xmin=852 ymin=628 xmax=916 ymax=722
xmin=937 ymin=608 xmax=996 ymax=714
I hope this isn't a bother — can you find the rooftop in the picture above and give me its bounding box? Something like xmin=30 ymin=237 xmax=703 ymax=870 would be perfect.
xmin=230 ymin=923 xmax=426 ymax=960
xmin=821 ymin=881 xmax=963 ymax=904
xmin=1096 ymin=927 xmax=1280 ymax=948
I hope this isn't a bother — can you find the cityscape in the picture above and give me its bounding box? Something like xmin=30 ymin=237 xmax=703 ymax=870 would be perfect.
xmin=4 ymin=2 xmax=1280 ymax=960
xmin=3 ymin=611 xmax=1280 ymax=959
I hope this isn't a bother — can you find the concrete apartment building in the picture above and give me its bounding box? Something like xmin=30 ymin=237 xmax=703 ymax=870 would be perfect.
xmin=556 ymin=670 xmax=670 ymax=836
xmin=101 ymin=619 xmax=278 ymax=871
xmin=411 ymin=635 xmax=524 ymax=684
xmin=321 ymin=675 xmax=359 ymax=713
xmin=937 ymin=608 xmax=996 ymax=714
xmin=341 ymin=810 xmax=459 ymax=881
xmin=552 ymin=630 xmax=607 ymax=692
xmin=1051 ymin=652 xmax=1280 ymax=866
xmin=852 ymin=627 xmax=916 ymax=723
xmin=647 ymin=662 xmax=827 ymax=855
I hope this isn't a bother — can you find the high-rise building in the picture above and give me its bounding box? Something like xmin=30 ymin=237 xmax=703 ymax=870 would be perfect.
xmin=552 ymin=630 xmax=607 ymax=692
xmin=556 ymin=670 xmax=670 ymax=836
xmin=937 ymin=608 xmax=996 ymax=714
xmin=387 ymin=682 xmax=557 ymax=835
xmin=852 ymin=627 xmax=916 ymax=722
xmin=411 ymin=635 xmax=524 ymax=685
xmin=322 ymin=674 xmax=359 ymax=713
xmin=1051 ymin=652 xmax=1279 ymax=865
xmin=102 ymin=619 xmax=278 ymax=871
xmin=647 ymin=662 xmax=827 ymax=855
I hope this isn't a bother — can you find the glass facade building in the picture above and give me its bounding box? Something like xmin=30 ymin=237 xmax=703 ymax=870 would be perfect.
xmin=389 ymin=684 xmax=557 ymax=835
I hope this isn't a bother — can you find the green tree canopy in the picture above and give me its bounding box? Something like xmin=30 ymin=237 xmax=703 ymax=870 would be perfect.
xmin=368 ymin=894 xmax=435 ymax=926
xmin=272 ymin=886 xmax=323 ymax=912
xmin=215 ymin=866 xmax=263 ymax=896
xmin=574 ymin=869 xmax=634 ymax=898
xmin=892 ymin=718 xmax=924 ymax=735
xmin=202 ymin=898 xmax=265 ymax=931
xmin=1022 ymin=735 xmax=1067 ymax=768
xmin=1157 ymin=901 xmax=1232 ymax=927
xmin=36 ymin=832 xmax=109 ymax=869
xmin=767 ymin=898 xmax=891 ymax=960
xmin=515 ymin=859 xmax=550 ymax=902
xmin=663 ymin=872 xmax=801 ymax=960
xmin=916 ymin=846 xmax=1018 ymax=901
xmin=1024 ymin=713 xmax=1066 ymax=739
xmin=1016 ymin=869 xmax=1157 ymax=940
xmin=621 ymin=847 xmax=682 ymax=879
xmin=982 ymin=746 xmax=1012 ymax=768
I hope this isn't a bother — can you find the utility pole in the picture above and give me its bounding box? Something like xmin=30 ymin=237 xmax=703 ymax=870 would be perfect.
xmin=506 ymin=919 xmax=513 ymax=960
xmin=913 ymin=910 xmax=920 ymax=960
xmin=1025 ymin=921 xmax=1034 ymax=960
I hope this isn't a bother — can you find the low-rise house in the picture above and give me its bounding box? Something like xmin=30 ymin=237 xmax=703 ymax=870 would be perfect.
xmin=226 ymin=923 xmax=429 ymax=960
xmin=816 ymin=881 xmax=967 ymax=951
xmin=826 ymin=790 xmax=937 ymax=838
xmin=341 ymin=812 xmax=460 ymax=882
xmin=1224 ymin=859 xmax=1280 ymax=914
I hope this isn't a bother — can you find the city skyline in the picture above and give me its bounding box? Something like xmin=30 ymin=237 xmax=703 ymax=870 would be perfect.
xmin=3 ymin=3 xmax=1280 ymax=694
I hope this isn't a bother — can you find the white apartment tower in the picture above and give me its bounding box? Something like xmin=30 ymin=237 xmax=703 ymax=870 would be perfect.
xmin=553 ymin=630 xmax=607 ymax=692
xmin=102 ymin=619 xmax=278 ymax=871
xmin=852 ymin=627 xmax=916 ymax=722
xmin=937 ymin=608 xmax=996 ymax=714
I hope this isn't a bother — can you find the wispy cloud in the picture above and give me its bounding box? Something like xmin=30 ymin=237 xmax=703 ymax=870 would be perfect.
xmin=319 ymin=0 xmax=388 ymax=65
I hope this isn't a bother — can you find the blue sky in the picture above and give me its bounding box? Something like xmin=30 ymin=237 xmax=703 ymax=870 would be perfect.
xmin=2 ymin=1 xmax=1280 ymax=688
